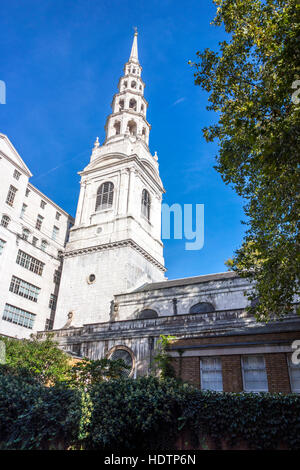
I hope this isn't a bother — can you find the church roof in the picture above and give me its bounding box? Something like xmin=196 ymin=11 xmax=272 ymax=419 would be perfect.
xmin=133 ymin=271 xmax=238 ymax=292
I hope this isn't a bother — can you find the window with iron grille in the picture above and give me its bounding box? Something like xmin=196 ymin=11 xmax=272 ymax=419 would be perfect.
xmin=55 ymin=211 xmax=61 ymax=221
xmin=288 ymin=354 xmax=300 ymax=393
xmin=40 ymin=200 xmax=46 ymax=209
xmin=95 ymin=182 xmax=114 ymax=211
xmin=41 ymin=240 xmax=47 ymax=251
xmin=9 ymin=275 xmax=40 ymax=302
xmin=35 ymin=214 xmax=44 ymax=230
xmin=6 ymin=185 xmax=17 ymax=207
xmin=242 ymin=355 xmax=268 ymax=392
xmin=141 ymin=189 xmax=151 ymax=220
xmin=16 ymin=249 xmax=44 ymax=276
xmin=1 ymin=215 xmax=10 ymax=228
xmin=109 ymin=348 xmax=133 ymax=377
xmin=22 ymin=228 xmax=30 ymax=241
xmin=49 ymin=294 xmax=57 ymax=311
xmin=45 ymin=318 xmax=53 ymax=330
xmin=25 ymin=188 xmax=30 ymax=197
xmin=200 ymin=357 xmax=223 ymax=391
xmin=13 ymin=169 xmax=21 ymax=180
xmin=20 ymin=203 xmax=27 ymax=219
xmin=0 ymin=239 xmax=6 ymax=255
xmin=52 ymin=225 xmax=59 ymax=240
xmin=53 ymin=269 xmax=61 ymax=284
xmin=2 ymin=303 xmax=36 ymax=329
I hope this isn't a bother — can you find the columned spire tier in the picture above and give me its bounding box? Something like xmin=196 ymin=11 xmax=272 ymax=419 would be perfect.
xmin=104 ymin=31 xmax=151 ymax=147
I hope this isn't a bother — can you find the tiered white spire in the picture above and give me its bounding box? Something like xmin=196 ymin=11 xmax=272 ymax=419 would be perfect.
xmin=129 ymin=30 xmax=139 ymax=63
xmin=103 ymin=31 xmax=151 ymax=146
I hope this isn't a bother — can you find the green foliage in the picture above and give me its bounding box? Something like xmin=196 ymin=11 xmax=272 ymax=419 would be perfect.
xmin=191 ymin=0 xmax=300 ymax=321
xmin=67 ymin=357 xmax=130 ymax=389
xmin=0 ymin=371 xmax=82 ymax=449
xmin=1 ymin=371 xmax=299 ymax=450
xmin=0 ymin=335 xmax=71 ymax=385
xmin=152 ymin=335 xmax=177 ymax=379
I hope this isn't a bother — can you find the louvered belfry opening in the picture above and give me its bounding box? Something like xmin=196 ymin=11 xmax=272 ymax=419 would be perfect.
xmin=141 ymin=189 xmax=150 ymax=220
xmin=95 ymin=181 xmax=114 ymax=211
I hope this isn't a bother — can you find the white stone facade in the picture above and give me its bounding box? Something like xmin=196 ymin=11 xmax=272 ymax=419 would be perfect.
xmin=0 ymin=133 xmax=74 ymax=338
xmin=54 ymin=32 xmax=166 ymax=329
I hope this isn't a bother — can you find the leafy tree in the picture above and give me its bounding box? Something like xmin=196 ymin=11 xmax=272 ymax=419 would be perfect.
xmin=152 ymin=335 xmax=177 ymax=379
xmin=67 ymin=357 xmax=130 ymax=389
xmin=191 ymin=0 xmax=299 ymax=321
xmin=0 ymin=335 xmax=71 ymax=385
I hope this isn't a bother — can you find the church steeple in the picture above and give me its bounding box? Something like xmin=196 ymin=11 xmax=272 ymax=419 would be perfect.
xmin=104 ymin=31 xmax=151 ymax=146
xmin=129 ymin=30 xmax=139 ymax=63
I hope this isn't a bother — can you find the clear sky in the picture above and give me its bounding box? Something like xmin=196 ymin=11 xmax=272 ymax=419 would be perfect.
xmin=0 ymin=0 xmax=246 ymax=280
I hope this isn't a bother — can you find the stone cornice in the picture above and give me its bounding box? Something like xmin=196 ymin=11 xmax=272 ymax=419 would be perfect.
xmin=63 ymin=238 xmax=166 ymax=272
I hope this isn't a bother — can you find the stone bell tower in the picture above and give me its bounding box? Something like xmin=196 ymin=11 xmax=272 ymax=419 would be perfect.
xmin=54 ymin=31 xmax=166 ymax=329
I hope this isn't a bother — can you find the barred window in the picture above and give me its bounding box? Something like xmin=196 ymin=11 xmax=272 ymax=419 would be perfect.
xmin=2 ymin=303 xmax=36 ymax=329
xmin=13 ymin=169 xmax=21 ymax=180
xmin=20 ymin=203 xmax=27 ymax=219
xmin=53 ymin=269 xmax=61 ymax=284
xmin=1 ymin=215 xmax=10 ymax=228
xmin=52 ymin=225 xmax=59 ymax=240
xmin=95 ymin=182 xmax=114 ymax=211
xmin=41 ymin=239 xmax=47 ymax=252
xmin=55 ymin=211 xmax=61 ymax=221
xmin=9 ymin=275 xmax=40 ymax=302
xmin=16 ymin=249 xmax=45 ymax=276
xmin=40 ymin=200 xmax=46 ymax=209
xmin=0 ymin=239 xmax=6 ymax=255
xmin=288 ymin=354 xmax=300 ymax=393
xmin=22 ymin=228 xmax=30 ymax=241
xmin=6 ymin=185 xmax=17 ymax=206
xmin=49 ymin=294 xmax=57 ymax=311
xmin=35 ymin=214 xmax=44 ymax=230
xmin=45 ymin=318 xmax=53 ymax=330
xmin=141 ymin=189 xmax=151 ymax=220
xmin=25 ymin=188 xmax=30 ymax=197
xmin=200 ymin=357 xmax=223 ymax=391
xmin=242 ymin=355 xmax=268 ymax=392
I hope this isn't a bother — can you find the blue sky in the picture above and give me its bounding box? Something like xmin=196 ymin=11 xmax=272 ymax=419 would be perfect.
xmin=0 ymin=0 xmax=246 ymax=280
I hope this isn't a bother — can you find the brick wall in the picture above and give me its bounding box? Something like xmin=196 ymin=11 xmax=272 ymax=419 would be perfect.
xmin=169 ymin=331 xmax=298 ymax=393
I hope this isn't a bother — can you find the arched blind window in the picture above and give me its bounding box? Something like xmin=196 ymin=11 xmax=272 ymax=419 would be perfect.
xmin=189 ymin=302 xmax=215 ymax=314
xmin=95 ymin=182 xmax=114 ymax=211
xmin=138 ymin=309 xmax=158 ymax=319
xmin=141 ymin=189 xmax=151 ymax=220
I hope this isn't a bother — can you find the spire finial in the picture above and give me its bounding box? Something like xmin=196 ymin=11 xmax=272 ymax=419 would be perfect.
xmin=129 ymin=28 xmax=139 ymax=62
xmin=93 ymin=136 xmax=100 ymax=149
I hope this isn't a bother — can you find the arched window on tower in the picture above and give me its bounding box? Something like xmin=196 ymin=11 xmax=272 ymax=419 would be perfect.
xmin=131 ymin=81 xmax=137 ymax=89
xmin=129 ymin=98 xmax=137 ymax=111
xmin=141 ymin=104 xmax=144 ymax=113
xmin=127 ymin=120 xmax=137 ymax=136
xmin=114 ymin=121 xmax=121 ymax=135
xmin=123 ymin=81 xmax=128 ymax=89
xmin=142 ymin=127 xmax=146 ymax=139
xmin=138 ymin=309 xmax=158 ymax=319
xmin=141 ymin=189 xmax=151 ymax=220
xmin=189 ymin=302 xmax=215 ymax=314
xmin=119 ymin=99 xmax=124 ymax=111
xmin=95 ymin=182 xmax=114 ymax=211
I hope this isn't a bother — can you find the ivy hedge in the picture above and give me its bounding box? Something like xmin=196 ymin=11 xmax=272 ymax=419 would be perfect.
xmin=0 ymin=370 xmax=299 ymax=450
